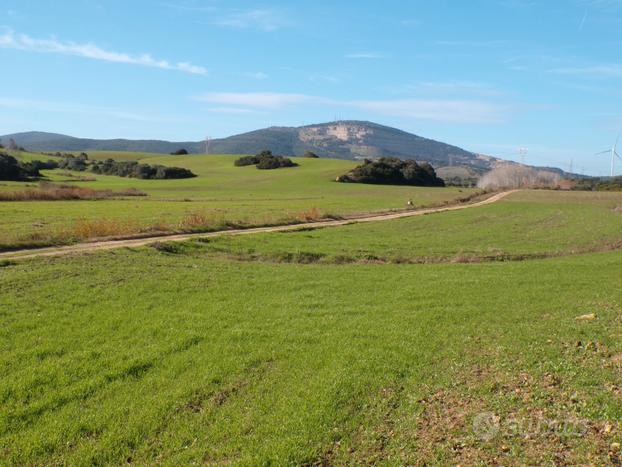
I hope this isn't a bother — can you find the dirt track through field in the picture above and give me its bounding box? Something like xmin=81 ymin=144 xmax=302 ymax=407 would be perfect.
xmin=0 ymin=190 xmax=516 ymax=261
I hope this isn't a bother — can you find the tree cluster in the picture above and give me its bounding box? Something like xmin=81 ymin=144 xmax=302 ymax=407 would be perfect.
xmin=234 ymin=150 xmax=298 ymax=170
xmin=0 ymin=153 xmax=49 ymax=180
xmin=337 ymin=157 xmax=445 ymax=187
xmin=90 ymin=159 xmax=196 ymax=179
xmin=58 ymin=153 xmax=89 ymax=171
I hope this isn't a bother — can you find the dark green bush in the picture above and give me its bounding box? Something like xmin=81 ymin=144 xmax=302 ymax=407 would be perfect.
xmin=90 ymin=159 xmax=195 ymax=179
xmin=170 ymin=148 xmax=189 ymax=155
xmin=235 ymin=150 xmax=297 ymax=170
xmin=234 ymin=155 xmax=260 ymax=167
xmin=0 ymin=153 xmax=42 ymax=180
xmin=337 ymin=157 xmax=445 ymax=187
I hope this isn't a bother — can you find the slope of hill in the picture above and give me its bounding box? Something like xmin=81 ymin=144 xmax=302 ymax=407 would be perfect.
xmin=2 ymin=121 xmax=496 ymax=168
xmin=0 ymin=131 xmax=203 ymax=154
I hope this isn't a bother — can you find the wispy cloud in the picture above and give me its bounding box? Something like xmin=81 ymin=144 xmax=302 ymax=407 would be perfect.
xmin=397 ymin=81 xmax=505 ymax=97
xmin=0 ymin=97 xmax=177 ymax=122
xmin=436 ymin=40 xmax=512 ymax=48
xmin=550 ymin=63 xmax=622 ymax=77
xmin=0 ymin=30 xmax=207 ymax=75
xmin=206 ymin=107 xmax=258 ymax=114
xmin=195 ymin=92 xmax=322 ymax=109
xmin=194 ymin=92 xmax=506 ymax=123
xmin=309 ymin=73 xmax=341 ymax=84
xmin=582 ymin=0 xmax=622 ymax=9
xmin=210 ymin=9 xmax=291 ymax=31
xmin=352 ymin=99 xmax=505 ymax=123
xmin=237 ymin=71 xmax=268 ymax=80
xmin=345 ymin=52 xmax=384 ymax=59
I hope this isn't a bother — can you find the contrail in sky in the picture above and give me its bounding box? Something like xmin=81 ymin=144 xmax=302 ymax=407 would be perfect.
xmin=579 ymin=8 xmax=588 ymax=31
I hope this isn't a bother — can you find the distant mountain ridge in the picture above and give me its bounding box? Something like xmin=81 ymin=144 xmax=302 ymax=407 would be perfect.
xmin=2 ymin=121 xmax=496 ymax=169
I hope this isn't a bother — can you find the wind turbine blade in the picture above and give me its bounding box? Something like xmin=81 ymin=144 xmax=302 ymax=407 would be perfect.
xmin=616 ymin=151 xmax=622 ymax=162
xmin=594 ymin=150 xmax=611 ymax=156
xmin=616 ymin=131 xmax=622 ymax=151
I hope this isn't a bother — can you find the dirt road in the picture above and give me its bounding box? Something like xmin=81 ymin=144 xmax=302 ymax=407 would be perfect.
xmin=0 ymin=190 xmax=516 ymax=261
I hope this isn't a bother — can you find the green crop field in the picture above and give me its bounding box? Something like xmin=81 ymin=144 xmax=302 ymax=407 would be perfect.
xmin=0 ymin=153 xmax=475 ymax=250
xmin=1 ymin=188 xmax=622 ymax=464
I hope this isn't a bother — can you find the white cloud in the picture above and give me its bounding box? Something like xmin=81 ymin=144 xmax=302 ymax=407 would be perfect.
xmin=211 ymin=9 xmax=291 ymax=31
xmin=0 ymin=97 xmax=177 ymax=122
xmin=550 ymin=63 xmax=622 ymax=77
xmin=195 ymin=92 xmax=323 ymax=109
xmin=0 ymin=30 xmax=207 ymax=75
xmin=194 ymin=92 xmax=506 ymax=123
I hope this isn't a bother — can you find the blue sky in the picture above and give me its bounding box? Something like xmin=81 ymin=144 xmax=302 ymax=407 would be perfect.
xmin=1 ymin=0 xmax=622 ymax=174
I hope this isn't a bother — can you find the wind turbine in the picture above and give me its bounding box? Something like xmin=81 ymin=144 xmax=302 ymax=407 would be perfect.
xmin=595 ymin=132 xmax=622 ymax=177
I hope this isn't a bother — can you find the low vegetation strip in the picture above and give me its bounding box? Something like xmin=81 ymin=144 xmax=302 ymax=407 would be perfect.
xmin=0 ymin=182 xmax=146 ymax=201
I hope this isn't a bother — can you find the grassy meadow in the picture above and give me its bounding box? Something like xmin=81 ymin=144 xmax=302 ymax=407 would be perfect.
xmin=0 ymin=151 xmax=475 ymax=250
xmin=1 ymin=188 xmax=622 ymax=464
xmin=200 ymin=190 xmax=622 ymax=263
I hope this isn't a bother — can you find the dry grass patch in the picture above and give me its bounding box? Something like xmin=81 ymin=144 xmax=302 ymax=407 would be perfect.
xmin=68 ymin=218 xmax=142 ymax=239
xmin=294 ymin=207 xmax=323 ymax=222
xmin=0 ymin=182 xmax=146 ymax=201
xmin=178 ymin=211 xmax=227 ymax=231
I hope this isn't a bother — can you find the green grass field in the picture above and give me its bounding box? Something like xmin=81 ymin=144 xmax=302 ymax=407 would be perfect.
xmin=1 ymin=189 xmax=622 ymax=464
xmin=200 ymin=190 xmax=622 ymax=263
xmin=0 ymin=152 xmax=475 ymax=249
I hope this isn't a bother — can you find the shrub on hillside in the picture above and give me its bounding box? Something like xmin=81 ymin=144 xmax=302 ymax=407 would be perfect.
xmin=234 ymin=155 xmax=260 ymax=167
xmin=256 ymin=154 xmax=296 ymax=169
xmin=234 ymin=150 xmax=298 ymax=170
xmin=171 ymin=148 xmax=189 ymax=155
xmin=337 ymin=157 xmax=445 ymax=187
xmin=303 ymin=151 xmax=319 ymax=158
xmin=58 ymin=154 xmax=89 ymax=172
xmin=28 ymin=159 xmax=60 ymax=171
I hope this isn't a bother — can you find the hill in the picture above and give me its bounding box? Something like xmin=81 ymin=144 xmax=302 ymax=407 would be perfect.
xmin=0 ymin=131 xmax=202 ymax=154
xmin=1 ymin=121 xmax=497 ymax=169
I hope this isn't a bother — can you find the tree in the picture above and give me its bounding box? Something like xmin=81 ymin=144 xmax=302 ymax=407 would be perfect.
xmin=303 ymin=151 xmax=319 ymax=158
xmin=170 ymin=148 xmax=189 ymax=155
xmin=0 ymin=153 xmax=41 ymax=180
